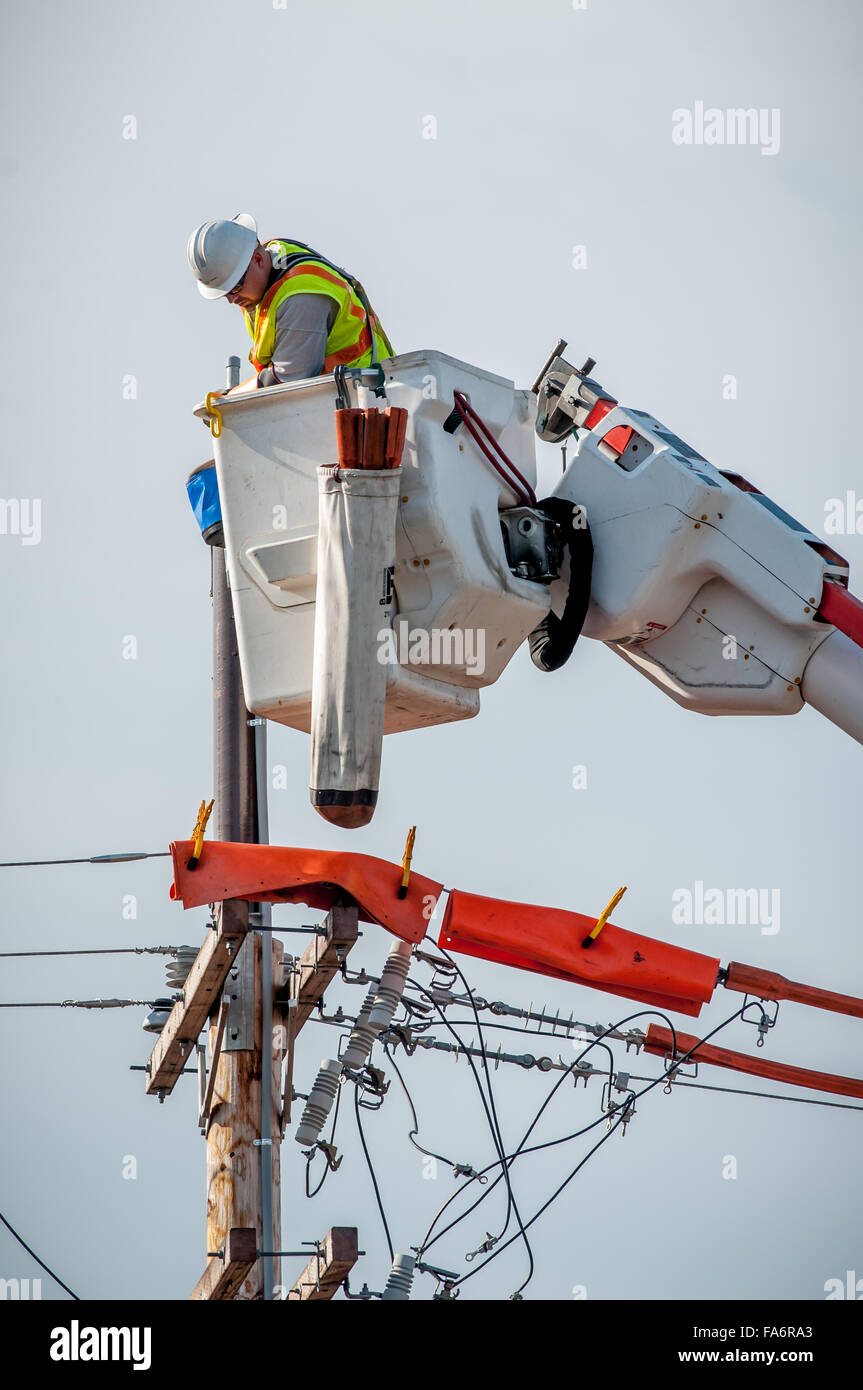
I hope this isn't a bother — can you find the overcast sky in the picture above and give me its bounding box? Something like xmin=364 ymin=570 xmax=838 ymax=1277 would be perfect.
xmin=1 ymin=0 xmax=861 ymax=1303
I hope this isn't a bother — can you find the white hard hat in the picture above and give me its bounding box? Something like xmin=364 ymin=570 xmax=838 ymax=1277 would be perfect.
xmin=186 ymin=212 xmax=259 ymax=299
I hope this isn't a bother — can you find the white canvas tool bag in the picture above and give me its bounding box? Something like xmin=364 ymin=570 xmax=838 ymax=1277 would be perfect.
xmin=310 ymin=464 xmax=401 ymax=827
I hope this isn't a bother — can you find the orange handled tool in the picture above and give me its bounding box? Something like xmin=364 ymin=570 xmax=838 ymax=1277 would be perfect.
xmin=335 ymin=408 xmax=365 ymax=468
xmin=385 ymin=407 xmax=408 ymax=469
xmin=361 ymin=408 xmax=387 ymax=470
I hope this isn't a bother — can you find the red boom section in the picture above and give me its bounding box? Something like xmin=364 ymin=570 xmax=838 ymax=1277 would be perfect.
xmin=644 ymin=1024 xmax=863 ymax=1101
xmin=819 ymin=580 xmax=863 ymax=650
xmin=438 ymin=889 xmax=720 ymax=1018
xmin=169 ymin=840 xmax=441 ymax=944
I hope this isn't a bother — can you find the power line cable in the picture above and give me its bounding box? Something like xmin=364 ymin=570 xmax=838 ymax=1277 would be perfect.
xmin=0 ymin=852 xmax=170 ymax=867
xmin=441 ymin=1006 xmax=748 ymax=1292
xmin=0 ymin=999 xmax=157 ymax=1009
xmin=382 ymin=1039 xmax=457 ymax=1169
xmin=0 ymin=1210 xmax=79 ymax=1300
xmin=424 ymin=938 xmax=537 ymax=1281
xmin=407 ymin=970 xmax=535 ymax=1283
xmin=666 ymin=1079 xmax=863 ymax=1111
xmin=353 ymin=1083 xmax=394 ymax=1261
xmin=418 ymin=1005 xmax=676 ymax=1260
xmin=0 ymin=947 xmax=181 ymax=959
xmin=456 ymin=1103 xmax=632 ymax=1293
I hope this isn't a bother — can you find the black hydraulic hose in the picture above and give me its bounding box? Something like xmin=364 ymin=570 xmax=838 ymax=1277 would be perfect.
xmin=528 ymin=497 xmax=593 ymax=672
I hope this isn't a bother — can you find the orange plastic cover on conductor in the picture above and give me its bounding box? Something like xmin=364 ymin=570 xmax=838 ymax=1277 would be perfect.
xmin=169 ymin=840 xmax=441 ymax=945
xmin=439 ymin=889 xmax=720 ymax=1018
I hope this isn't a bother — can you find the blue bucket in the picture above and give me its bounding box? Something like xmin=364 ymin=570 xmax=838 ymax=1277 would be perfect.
xmin=186 ymin=460 xmax=224 ymax=546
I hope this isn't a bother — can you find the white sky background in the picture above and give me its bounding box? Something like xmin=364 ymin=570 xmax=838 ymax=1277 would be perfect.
xmin=1 ymin=0 xmax=861 ymax=1302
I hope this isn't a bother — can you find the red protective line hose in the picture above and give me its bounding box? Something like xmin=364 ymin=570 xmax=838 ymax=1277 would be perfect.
xmin=644 ymin=1024 xmax=863 ymax=1101
xmin=452 ymin=391 xmax=536 ymax=505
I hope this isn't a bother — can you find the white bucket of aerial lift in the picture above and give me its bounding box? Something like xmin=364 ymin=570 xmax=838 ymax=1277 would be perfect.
xmin=195 ymin=350 xmax=549 ymax=734
xmin=309 ymin=464 xmax=400 ymax=827
xmin=551 ymin=405 xmax=847 ymax=716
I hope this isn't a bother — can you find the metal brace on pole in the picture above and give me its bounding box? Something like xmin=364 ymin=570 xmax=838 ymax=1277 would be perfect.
xmin=199 ymin=997 xmax=231 ymax=1131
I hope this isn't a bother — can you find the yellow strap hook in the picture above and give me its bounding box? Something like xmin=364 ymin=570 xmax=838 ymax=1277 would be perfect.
xmin=205 ymin=391 xmax=224 ymax=439
xmin=187 ymin=798 xmax=215 ymax=871
xmin=582 ymin=885 xmax=627 ymax=949
xmin=398 ymin=826 xmax=416 ymax=899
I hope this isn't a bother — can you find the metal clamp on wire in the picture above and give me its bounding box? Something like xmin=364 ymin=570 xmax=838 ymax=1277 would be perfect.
xmin=741 ymin=995 xmax=779 ymax=1048
xmin=660 ymin=1052 xmax=699 ymax=1093
xmin=465 ymin=1232 xmax=498 ymax=1262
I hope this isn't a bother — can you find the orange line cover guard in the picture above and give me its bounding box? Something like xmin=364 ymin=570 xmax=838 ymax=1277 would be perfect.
xmin=170 ymin=840 xmax=720 ymax=1016
xmin=169 ymin=840 xmax=442 ymax=944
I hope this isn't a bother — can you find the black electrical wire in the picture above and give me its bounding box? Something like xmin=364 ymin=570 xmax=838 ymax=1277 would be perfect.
xmin=414 ymin=1033 xmax=615 ymax=1257
xmin=419 ymin=991 xmax=863 ymax=1271
xmin=427 ymin=939 xmax=536 ymax=1273
xmin=422 ymin=1003 xmax=743 ymax=1267
xmin=421 ymin=1105 xmax=614 ymax=1268
xmin=419 ymin=936 xmax=622 ymax=1287
xmin=0 ymin=1210 xmax=79 ymax=1300
xmin=408 ymin=970 xmax=535 ymax=1286
xmin=418 ymin=1006 xmax=672 ymax=1260
xmin=443 ymin=1005 xmax=749 ymax=1293
xmin=382 ymin=1038 xmax=457 ymax=1169
xmin=353 ymin=1083 xmax=394 ymax=1262
xmin=456 ymin=1101 xmax=632 ymax=1293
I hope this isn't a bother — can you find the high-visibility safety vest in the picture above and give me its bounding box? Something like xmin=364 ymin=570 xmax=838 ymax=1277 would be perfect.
xmin=244 ymin=239 xmax=394 ymax=376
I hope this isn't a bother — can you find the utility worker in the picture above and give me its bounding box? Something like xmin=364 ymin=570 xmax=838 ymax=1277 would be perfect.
xmin=186 ymin=212 xmax=394 ymax=386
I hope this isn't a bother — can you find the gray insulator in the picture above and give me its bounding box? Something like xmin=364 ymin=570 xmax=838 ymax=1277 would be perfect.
xmin=382 ymin=1253 xmax=416 ymax=1301
xmin=367 ymin=941 xmax=413 ymax=1032
xmin=165 ymin=946 xmax=198 ymax=991
xmin=295 ymin=1058 xmax=342 ymax=1147
xmin=341 ymin=985 xmax=379 ymax=1071
xmin=141 ymin=998 xmax=175 ymax=1034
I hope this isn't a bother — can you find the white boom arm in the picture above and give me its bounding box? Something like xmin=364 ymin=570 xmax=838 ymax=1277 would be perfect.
xmin=536 ymin=349 xmax=863 ymax=744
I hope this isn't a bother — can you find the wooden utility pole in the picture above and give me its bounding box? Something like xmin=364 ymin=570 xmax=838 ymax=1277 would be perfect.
xmin=205 ymin=383 xmax=283 ymax=1298
xmin=188 ymin=359 xmax=359 ymax=1304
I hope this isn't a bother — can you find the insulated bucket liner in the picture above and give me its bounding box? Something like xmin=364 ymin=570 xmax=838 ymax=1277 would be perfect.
xmin=310 ymin=464 xmax=402 ymax=827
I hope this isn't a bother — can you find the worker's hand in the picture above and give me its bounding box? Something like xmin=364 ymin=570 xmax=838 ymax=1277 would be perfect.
xmin=224 ymin=377 xmax=258 ymax=396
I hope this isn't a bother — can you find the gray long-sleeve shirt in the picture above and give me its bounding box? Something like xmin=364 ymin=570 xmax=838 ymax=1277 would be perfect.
xmin=259 ymin=292 xmax=338 ymax=384
xmin=256 ymin=245 xmax=338 ymax=385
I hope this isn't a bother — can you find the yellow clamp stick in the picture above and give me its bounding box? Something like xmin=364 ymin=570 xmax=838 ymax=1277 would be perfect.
xmin=187 ymin=798 xmax=215 ymax=871
xmin=205 ymin=391 xmax=224 ymax=439
xmin=397 ymin=826 xmax=416 ymax=900
xmin=582 ymin=885 xmax=627 ymax=949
